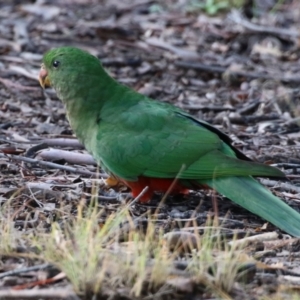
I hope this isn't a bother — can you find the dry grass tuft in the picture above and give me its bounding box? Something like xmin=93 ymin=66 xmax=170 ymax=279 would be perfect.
xmin=23 ymin=200 xmax=253 ymax=298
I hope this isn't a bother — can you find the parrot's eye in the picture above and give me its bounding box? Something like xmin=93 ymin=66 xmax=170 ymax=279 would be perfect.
xmin=52 ymin=60 xmax=60 ymax=68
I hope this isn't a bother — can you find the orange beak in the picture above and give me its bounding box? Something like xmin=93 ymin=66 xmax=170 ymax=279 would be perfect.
xmin=39 ymin=64 xmax=50 ymax=88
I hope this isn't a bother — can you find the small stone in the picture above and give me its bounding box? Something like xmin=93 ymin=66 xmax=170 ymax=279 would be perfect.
xmin=205 ymin=92 xmax=216 ymax=101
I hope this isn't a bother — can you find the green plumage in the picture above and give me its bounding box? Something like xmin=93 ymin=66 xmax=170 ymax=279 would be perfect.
xmin=41 ymin=46 xmax=300 ymax=236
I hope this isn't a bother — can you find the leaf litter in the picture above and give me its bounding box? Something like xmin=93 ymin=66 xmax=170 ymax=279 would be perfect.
xmin=1 ymin=0 xmax=300 ymax=299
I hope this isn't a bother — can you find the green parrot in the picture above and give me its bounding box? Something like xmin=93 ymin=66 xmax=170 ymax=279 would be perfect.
xmin=39 ymin=46 xmax=300 ymax=236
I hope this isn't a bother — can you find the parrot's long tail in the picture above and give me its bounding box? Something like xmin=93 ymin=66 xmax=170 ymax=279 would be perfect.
xmin=202 ymin=176 xmax=300 ymax=237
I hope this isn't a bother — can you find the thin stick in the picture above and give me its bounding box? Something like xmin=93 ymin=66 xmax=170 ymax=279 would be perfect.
xmin=127 ymin=186 xmax=149 ymax=207
xmin=0 ymin=263 xmax=51 ymax=279
xmin=229 ymin=9 xmax=300 ymax=38
xmin=0 ymin=153 xmax=105 ymax=178
xmin=0 ymin=288 xmax=79 ymax=300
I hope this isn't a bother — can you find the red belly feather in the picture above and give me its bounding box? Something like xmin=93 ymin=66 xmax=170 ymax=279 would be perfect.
xmin=121 ymin=176 xmax=189 ymax=203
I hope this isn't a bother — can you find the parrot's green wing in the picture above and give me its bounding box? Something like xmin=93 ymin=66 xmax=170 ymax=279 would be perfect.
xmin=95 ymin=102 xmax=300 ymax=236
xmin=93 ymin=99 xmax=283 ymax=181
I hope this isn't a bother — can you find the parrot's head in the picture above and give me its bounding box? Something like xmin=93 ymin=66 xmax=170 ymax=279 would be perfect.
xmin=39 ymin=47 xmax=102 ymax=91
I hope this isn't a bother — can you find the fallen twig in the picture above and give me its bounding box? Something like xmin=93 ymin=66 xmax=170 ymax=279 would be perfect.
xmin=0 ymin=288 xmax=79 ymax=299
xmin=228 ymin=231 xmax=279 ymax=248
xmin=145 ymin=37 xmax=200 ymax=60
xmin=0 ymin=153 xmax=105 ymax=178
xmin=175 ymin=61 xmax=300 ymax=83
xmin=37 ymin=148 xmax=96 ymax=165
xmin=0 ymin=137 xmax=84 ymax=149
xmin=13 ymin=272 xmax=66 ymax=290
xmin=0 ymin=263 xmax=51 ymax=279
xmin=32 ymin=138 xmax=84 ymax=148
xmin=260 ymin=179 xmax=300 ymax=194
xmin=229 ymin=9 xmax=300 ymax=38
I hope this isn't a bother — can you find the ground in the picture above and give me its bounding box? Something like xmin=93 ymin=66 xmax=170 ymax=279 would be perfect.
xmin=1 ymin=0 xmax=300 ymax=299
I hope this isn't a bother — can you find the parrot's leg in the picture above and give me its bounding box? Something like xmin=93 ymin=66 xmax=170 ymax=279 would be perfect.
xmin=123 ymin=177 xmax=189 ymax=203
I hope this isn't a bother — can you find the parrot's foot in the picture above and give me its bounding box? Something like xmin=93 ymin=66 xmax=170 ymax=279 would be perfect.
xmin=104 ymin=176 xmax=121 ymax=187
xmin=123 ymin=177 xmax=189 ymax=203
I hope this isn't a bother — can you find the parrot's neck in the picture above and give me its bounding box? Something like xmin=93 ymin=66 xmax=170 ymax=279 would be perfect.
xmin=54 ymin=71 xmax=131 ymax=146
